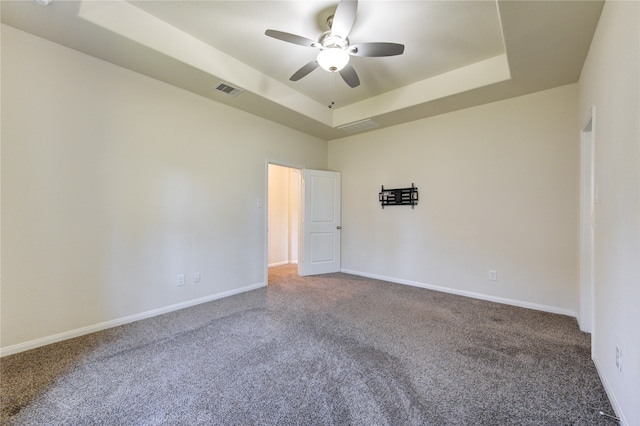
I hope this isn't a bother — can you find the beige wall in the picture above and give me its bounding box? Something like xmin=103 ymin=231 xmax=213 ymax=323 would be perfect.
xmin=578 ymin=1 xmax=640 ymax=424
xmin=1 ymin=25 xmax=327 ymax=352
xmin=329 ymin=84 xmax=580 ymax=315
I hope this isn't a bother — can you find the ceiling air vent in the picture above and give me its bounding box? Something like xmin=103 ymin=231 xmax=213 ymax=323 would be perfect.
xmin=215 ymin=82 xmax=244 ymax=97
xmin=337 ymin=118 xmax=380 ymax=134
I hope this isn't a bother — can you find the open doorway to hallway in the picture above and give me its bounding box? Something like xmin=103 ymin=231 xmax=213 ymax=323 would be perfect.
xmin=267 ymin=163 xmax=301 ymax=283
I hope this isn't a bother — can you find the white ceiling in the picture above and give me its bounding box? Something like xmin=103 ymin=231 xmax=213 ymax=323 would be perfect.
xmin=1 ymin=0 xmax=604 ymax=140
xmin=129 ymin=1 xmax=506 ymax=107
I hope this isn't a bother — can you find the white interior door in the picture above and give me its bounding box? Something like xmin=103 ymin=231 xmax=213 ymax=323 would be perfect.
xmin=299 ymin=169 xmax=341 ymax=276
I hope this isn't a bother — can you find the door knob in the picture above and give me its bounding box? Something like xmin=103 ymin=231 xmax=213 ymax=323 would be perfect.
xmin=337 ymin=226 xmax=342 ymax=230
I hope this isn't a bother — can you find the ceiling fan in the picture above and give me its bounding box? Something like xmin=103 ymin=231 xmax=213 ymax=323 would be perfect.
xmin=265 ymin=0 xmax=404 ymax=89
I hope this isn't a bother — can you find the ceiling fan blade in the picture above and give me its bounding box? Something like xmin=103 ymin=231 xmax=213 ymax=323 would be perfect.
xmin=350 ymin=42 xmax=405 ymax=57
xmin=265 ymin=30 xmax=317 ymax=48
xmin=339 ymin=64 xmax=360 ymax=88
xmin=290 ymin=61 xmax=320 ymax=81
xmin=331 ymin=0 xmax=358 ymax=39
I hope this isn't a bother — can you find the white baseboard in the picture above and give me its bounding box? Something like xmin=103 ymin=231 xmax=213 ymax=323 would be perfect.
xmin=268 ymin=260 xmax=298 ymax=267
xmin=593 ymin=355 xmax=628 ymax=425
xmin=0 ymin=281 xmax=266 ymax=357
xmin=340 ymin=269 xmax=576 ymax=317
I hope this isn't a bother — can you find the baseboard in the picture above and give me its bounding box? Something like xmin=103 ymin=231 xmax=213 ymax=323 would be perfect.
xmin=0 ymin=281 xmax=266 ymax=357
xmin=593 ymin=355 xmax=628 ymax=425
xmin=340 ymin=269 xmax=576 ymax=317
xmin=268 ymin=261 xmax=298 ymax=267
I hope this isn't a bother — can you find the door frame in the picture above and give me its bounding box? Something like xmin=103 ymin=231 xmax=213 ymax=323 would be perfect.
xmin=579 ymin=107 xmax=596 ymax=343
xmin=264 ymin=159 xmax=303 ymax=283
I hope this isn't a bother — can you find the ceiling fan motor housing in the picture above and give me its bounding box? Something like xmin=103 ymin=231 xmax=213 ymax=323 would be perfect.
xmin=319 ymin=31 xmax=349 ymax=50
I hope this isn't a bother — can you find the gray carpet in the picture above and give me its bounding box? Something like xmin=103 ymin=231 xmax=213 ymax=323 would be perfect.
xmin=1 ymin=265 xmax=616 ymax=425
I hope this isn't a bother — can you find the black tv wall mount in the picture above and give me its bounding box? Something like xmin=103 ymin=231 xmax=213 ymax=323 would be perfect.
xmin=379 ymin=183 xmax=418 ymax=209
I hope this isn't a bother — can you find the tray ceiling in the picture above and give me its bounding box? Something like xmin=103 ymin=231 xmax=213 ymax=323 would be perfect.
xmin=1 ymin=0 xmax=604 ymax=140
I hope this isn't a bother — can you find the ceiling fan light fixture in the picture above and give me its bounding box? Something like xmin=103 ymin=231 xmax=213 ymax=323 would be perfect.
xmin=317 ymin=48 xmax=350 ymax=72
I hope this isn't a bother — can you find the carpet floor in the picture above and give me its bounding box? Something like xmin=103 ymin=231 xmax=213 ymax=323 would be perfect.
xmin=1 ymin=265 xmax=616 ymax=425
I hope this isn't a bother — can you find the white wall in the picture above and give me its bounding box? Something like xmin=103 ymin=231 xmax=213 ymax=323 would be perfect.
xmin=1 ymin=25 xmax=327 ymax=353
xmin=329 ymin=84 xmax=580 ymax=315
xmin=578 ymin=1 xmax=640 ymax=424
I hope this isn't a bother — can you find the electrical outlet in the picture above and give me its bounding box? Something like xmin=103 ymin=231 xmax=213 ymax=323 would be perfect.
xmin=361 ymin=253 xmax=367 ymax=262
xmin=489 ymin=270 xmax=497 ymax=281
xmin=177 ymin=274 xmax=185 ymax=286
xmin=193 ymin=272 xmax=201 ymax=283
xmin=616 ymin=346 xmax=622 ymax=372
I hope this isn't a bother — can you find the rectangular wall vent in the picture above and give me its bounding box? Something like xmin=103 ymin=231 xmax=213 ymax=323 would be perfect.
xmin=215 ymin=82 xmax=244 ymax=97
xmin=337 ymin=118 xmax=380 ymax=134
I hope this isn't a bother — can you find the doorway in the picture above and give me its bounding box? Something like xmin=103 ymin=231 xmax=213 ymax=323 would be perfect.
xmin=267 ymin=163 xmax=301 ymax=282
xmin=579 ymin=108 xmax=595 ymax=338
